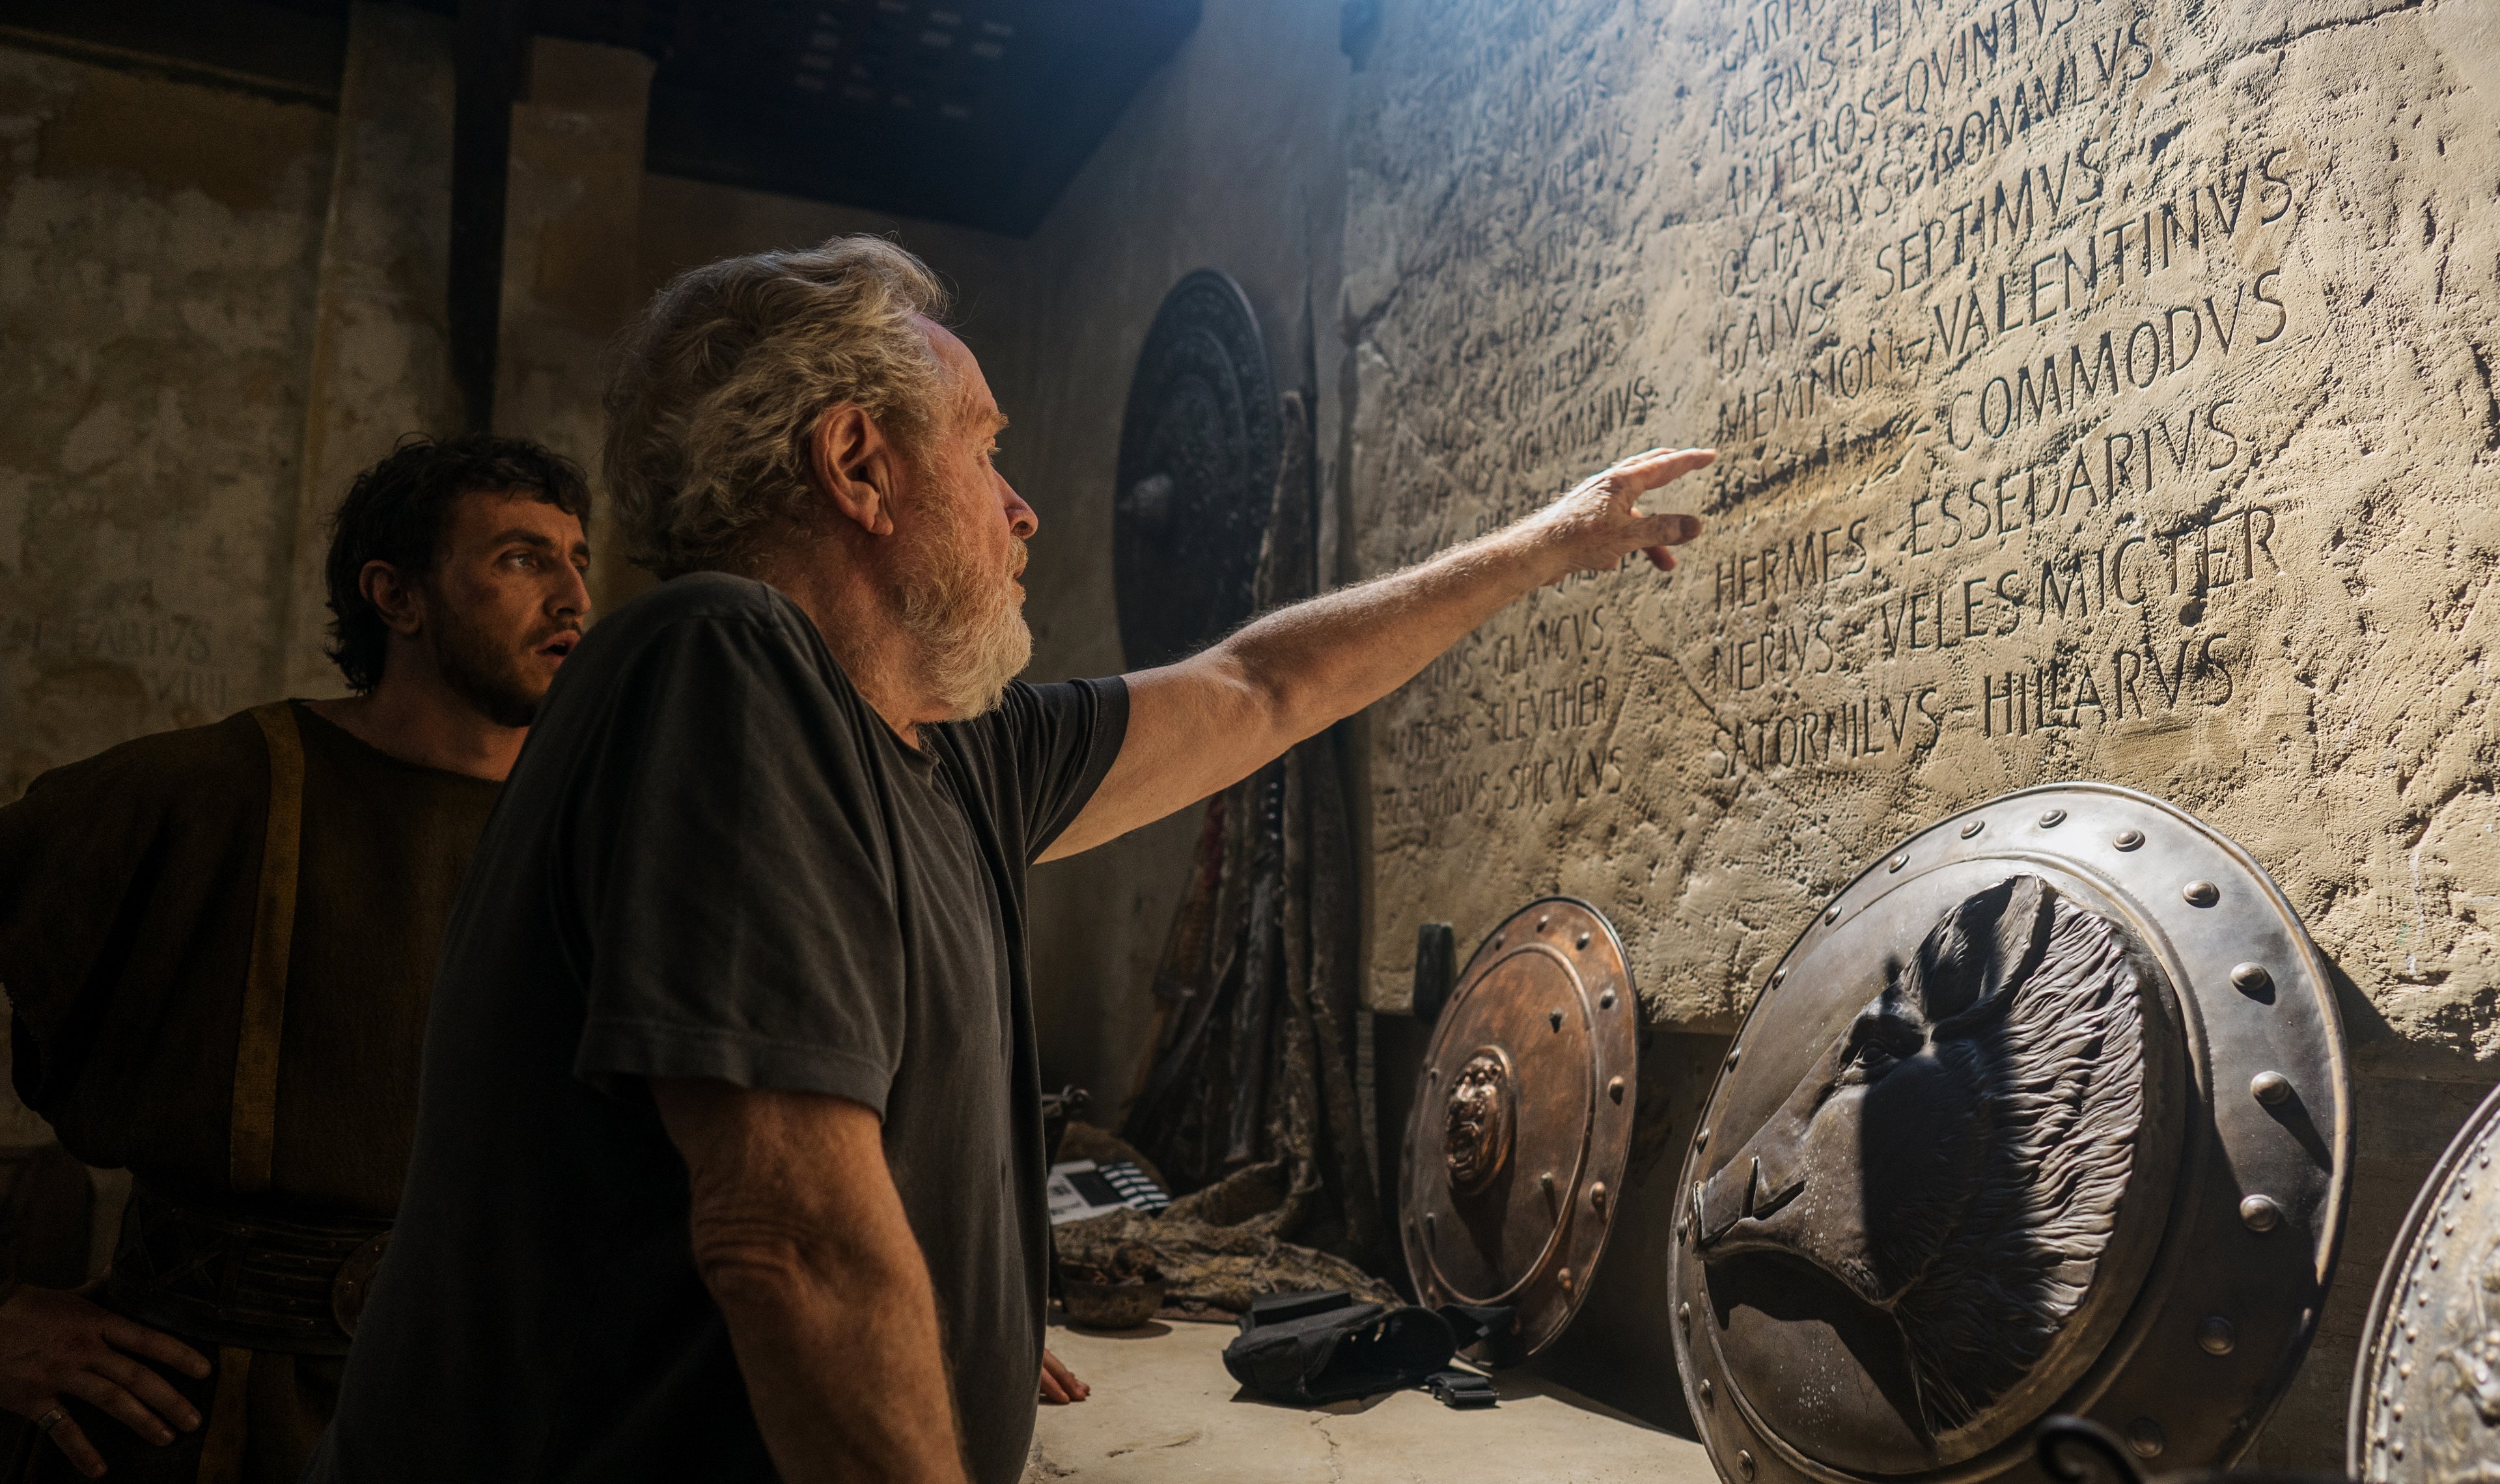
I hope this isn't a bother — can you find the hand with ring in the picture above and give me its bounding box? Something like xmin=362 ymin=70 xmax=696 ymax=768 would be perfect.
xmin=0 ymin=1285 xmax=208 ymax=1478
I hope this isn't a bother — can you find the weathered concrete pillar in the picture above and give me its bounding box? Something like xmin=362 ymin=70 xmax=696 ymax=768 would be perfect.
xmin=276 ymin=1 xmax=459 ymax=697
xmin=494 ymin=36 xmax=654 ymax=614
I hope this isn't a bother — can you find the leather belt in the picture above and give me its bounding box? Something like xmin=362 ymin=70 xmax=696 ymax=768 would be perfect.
xmin=105 ymin=1185 xmax=390 ymax=1356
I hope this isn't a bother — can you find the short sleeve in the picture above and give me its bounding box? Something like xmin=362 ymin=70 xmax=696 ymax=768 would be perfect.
xmin=564 ymin=611 xmax=907 ymax=1112
xmin=951 ymin=677 xmax=1128 ymax=862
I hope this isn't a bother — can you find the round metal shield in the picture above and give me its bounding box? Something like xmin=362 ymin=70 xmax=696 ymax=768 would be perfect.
xmin=1400 ymin=898 xmax=1638 ymax=1360
xmin=2350 ymin=1079 xmax=2500 ymax=1476
xmin=1112 ymin=269 xmax=1277 ymax=672
xmin=1669 ymin=784 xmax=2348 ymax=1483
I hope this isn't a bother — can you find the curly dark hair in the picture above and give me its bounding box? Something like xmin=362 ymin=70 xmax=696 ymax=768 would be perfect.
xmin=323 ymin=434 xmax=591 ymax=693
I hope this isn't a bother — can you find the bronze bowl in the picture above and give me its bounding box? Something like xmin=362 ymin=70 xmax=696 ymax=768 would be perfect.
xmin=1061 ymin=1277 xmax=1164 ymax=1331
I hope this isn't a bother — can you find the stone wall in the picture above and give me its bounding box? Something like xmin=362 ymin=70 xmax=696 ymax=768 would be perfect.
xmin=0 ymin=44 xmax=334 ymax=800
xmin=1345 ymin=0 xmax=2500 ymax=1461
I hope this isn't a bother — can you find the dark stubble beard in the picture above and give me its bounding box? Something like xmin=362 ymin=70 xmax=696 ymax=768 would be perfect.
xmin=428 ymin=583 xmax=549 ymax=729
xmin=894 ymin=499 xmax=1033 ymax=721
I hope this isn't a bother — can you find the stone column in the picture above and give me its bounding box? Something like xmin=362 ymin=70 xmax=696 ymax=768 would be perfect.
xmin=276 ymin=1 xmax=460 ymax=697
xmin=493 ymin=36 xmax=654 ymax=614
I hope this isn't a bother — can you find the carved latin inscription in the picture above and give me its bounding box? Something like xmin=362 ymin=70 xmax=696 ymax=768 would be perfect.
xmin=1351 ymin=0 xmax=2500 ymax=1039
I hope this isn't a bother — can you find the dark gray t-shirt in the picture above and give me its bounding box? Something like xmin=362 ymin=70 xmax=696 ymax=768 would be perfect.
xmin=307 ymin=573 xmax=1127 ymax=1484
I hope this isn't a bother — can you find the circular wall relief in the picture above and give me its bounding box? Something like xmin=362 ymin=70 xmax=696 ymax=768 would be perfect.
xmin=1113 ymin=269 xmax=1277 ymax=672
xmin=1400 ymin=898 xmax=1639 ymax=1360
xmin=2352 ymin=1079 xmax=2500 ymax=1477
xmin=1669 ymin=784 xmax=2349 ymax=1482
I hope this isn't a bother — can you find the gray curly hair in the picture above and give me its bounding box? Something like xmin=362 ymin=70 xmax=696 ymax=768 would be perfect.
xmin=603 ymin=236 xmax=954 ymax=578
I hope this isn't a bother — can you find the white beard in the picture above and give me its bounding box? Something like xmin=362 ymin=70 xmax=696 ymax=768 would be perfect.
xmin=896 ymin=525 xmax=1032 ymax=720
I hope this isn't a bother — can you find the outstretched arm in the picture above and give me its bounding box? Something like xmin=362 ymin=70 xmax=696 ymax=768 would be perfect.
xmin=1041 ymin=447 xmax=1712 ymax=862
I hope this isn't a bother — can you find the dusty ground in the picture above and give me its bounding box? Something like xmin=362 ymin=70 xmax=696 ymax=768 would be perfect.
xmin=1025 ymin=1316 xmax=1712 ymax=1483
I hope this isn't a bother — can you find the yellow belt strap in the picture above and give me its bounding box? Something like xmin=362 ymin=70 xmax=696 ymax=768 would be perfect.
xmin=198 ymin=703 xmax=305 ymax=1484
xmin=195 ymin=1347 xmax=253 ymax=1484
xmin=232 ymin=702 xmax=303 ymax=1196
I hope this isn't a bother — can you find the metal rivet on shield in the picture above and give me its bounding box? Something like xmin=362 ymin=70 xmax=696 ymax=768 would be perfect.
xmin=1727 ymin=1045 xmax=1741 ymax=1069
xmin=1770 ymin=967 xmax=1787 ymax=989
xmin=1678 ymin=1300 xmax=1691 ymax=1333
xmin=2115 ymin=828 xmax=2145 ymax=850
xmin=1889 ymin=853 xmax=1908 ymax=873
xmin=1590 ymin=1182 xmax=1608 ymax=1212
xmin=1699 ymin=1378 xmax=1715 ymax=1405
xmin=1600 ymin=987 xmax=1617 ymax=1010
xmin=2240 ymin=1194 xmax=2283 ymax=1231
xmin=2232 ymin=963 xmax=2273 ymax=995
xmin=2039 ymin=808 xmax=2067 ymax=827
xmin=2184 ymin=880 xmax=2221 ymax=907
xmin=1537 ymin=914 xmax=1551 ymax=931
xmin=2251 ymin=1071 xmax=2292 ymax=1105
xmin=1736 ymin=1449 xmax=1755 ymax=1480
xmin=1960 ymin=819 xmax=1986 ymax=838
xmin=1540 ymin=1171 xmax=1556 ymax=1195
xmin=1549 ymin=1009 xmax=1563 ymax=1032
xmin=1696 ymin=1125 xmax=1710 ymax=1149
xmin=2198 ymin=1316 xmax=2236 ymax=1355
xmin=1576 ymin=931 xmax=1591 ymax=949
xmin=1608 ymin=1076 xmax=1626 ymax=1104
xmin=2129 ymin=1419 xmax=2165 ymax=1459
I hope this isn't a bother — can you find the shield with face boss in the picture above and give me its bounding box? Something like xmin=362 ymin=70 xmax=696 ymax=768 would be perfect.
xmin=1400 ymin=898 xmax=1639 ymax=1360
xmin=1669 ymin=784 xmax=2348 ymax=1483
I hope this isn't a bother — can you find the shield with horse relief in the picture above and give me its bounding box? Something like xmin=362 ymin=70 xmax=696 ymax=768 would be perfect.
xmin=1670 ymin=785 xmax=2348 ymax=1483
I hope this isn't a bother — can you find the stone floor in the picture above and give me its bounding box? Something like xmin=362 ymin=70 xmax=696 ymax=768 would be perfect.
xmin=1025 ymin=1316 xmax=1715 ymax=1483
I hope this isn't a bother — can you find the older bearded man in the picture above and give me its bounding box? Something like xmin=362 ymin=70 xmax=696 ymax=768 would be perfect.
xmin=308 ymin=238 xmax=1710 ymax=1484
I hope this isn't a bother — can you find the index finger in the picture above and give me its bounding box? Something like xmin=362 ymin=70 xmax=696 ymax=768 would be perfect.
xmin=1605 ymin=447 xmax=1715 ymax=495
xmin=101 ymin=1315 xmax=210 ymax=1379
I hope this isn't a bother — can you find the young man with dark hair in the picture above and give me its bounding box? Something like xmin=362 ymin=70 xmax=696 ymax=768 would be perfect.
xmin=0 ymin=434 xmax=591 ymax=1483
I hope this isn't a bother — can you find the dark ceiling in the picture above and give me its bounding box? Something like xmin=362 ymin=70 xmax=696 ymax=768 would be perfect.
xmin=0 ymin=0 xmax=1202 ymax=235
xmin=645 ymin=0 xmax=1201 ymax=234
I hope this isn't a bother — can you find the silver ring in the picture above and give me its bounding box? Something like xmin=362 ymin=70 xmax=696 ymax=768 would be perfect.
xmin=35 ymin=1406 xmax=64 ymax=1435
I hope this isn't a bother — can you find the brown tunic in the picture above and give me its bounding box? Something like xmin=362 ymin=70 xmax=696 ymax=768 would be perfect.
xmin=0 ymin=702 xmax=497 ymax=1482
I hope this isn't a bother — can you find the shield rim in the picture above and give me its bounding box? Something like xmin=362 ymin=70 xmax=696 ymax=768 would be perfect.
xmin=2345 ymin=1073 xmax=2500 ymax=1474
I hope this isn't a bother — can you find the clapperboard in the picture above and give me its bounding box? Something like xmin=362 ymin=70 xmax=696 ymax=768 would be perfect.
xmin=1044 ymin=1159 xmax=1172 ymax=1225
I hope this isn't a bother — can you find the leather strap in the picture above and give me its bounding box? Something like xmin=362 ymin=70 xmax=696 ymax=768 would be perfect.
xmin=194 ymin=1347 xmax=251 ymax=1484
xmin=232 ymin=704 xmax=304 ymax=1196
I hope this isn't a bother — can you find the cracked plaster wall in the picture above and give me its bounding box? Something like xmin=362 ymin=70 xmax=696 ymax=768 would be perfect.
xmin=0 ymin=44 xmax=333 ymax=801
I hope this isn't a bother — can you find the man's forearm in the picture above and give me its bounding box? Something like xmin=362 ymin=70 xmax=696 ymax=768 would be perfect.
xmin=1042 ymin=448 xmax=1710 ymax=859
xmin=655 ymin=1079 xmax=966 ymax=1484
xmin=1220 ymin=521 xmax=1562 ymax=744
xmin=704 ymin=1235 xmax=963 ymax=1484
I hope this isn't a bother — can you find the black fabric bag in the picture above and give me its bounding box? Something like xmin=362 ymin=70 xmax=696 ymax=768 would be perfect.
xmin=1221 ymin=1293 xmax=1457 ymax=1404
xmin=1220 ymin=1289 xmax=1521 ymax=1407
